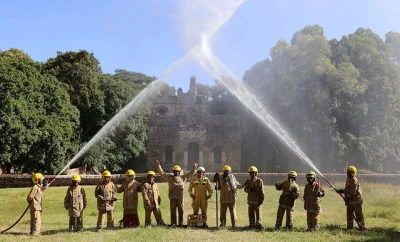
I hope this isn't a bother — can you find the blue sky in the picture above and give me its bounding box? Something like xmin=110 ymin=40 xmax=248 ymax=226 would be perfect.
xmin=1 ymin=0 xmax=399 ymax=90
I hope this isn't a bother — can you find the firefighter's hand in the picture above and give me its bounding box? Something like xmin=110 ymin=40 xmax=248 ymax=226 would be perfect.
xmin=83 ymin=204 xmax=87 ymax=210
xmin=156 ymin=160 xmax=160 ymax=166
xmin=206 ymin=195 xmax=212 ymax=200
xmin=193 ymin=161 xmax=199 ymax=169
xmin=97 ymin=195 xmax=104 ymax=200
xmin=111 ymin=197 xmax=117 ymax=202
xmin=214 ymin=185 xmax=219 ymax=191
xmin=147 ymin=201 xmax=151 ymax=207
xmin=190 ymin=194 xmax=195 ymax=199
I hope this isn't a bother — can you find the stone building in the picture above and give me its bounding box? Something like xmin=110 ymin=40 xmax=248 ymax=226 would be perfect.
xmin=146 ymin=77 xmax=241 ymax=172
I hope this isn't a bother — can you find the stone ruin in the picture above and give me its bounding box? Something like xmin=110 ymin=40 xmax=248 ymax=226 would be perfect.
xmin=146 ymin=77 xmax=241 ymax=172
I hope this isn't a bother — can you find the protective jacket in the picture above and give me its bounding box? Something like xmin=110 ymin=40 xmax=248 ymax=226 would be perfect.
xmin=218 ymin=174 xmax=240 ymax=204
xmin=244 ymin=177 xmax=264 ymax=205
xmin=275 ymin=180 xmax=300 ymax=210
xmin=345 ymin=176 xmax=363 ymax=205
xmin=27 ymin=184 xmax=42 ymax=211
xmin=303 ymin=183 xmax=325 ymax=213
xmin=157 ymin=165 xmax=195 ymax=199
xmin=188 ymin=177 xmax=213 ymax=200
xmin=142 ymin=181 xmax=160 ymax=209
xmin=117 ymin=180 xmax=141 ymax=210
xmin=95 ymin=182 xmax=117 ymax=211
xmin=64 ymin=185 xmax=87 ymax=217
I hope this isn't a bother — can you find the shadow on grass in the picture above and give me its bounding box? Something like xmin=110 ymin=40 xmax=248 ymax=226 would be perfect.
xmin=350 ymin=227 xmax=400 ymax=242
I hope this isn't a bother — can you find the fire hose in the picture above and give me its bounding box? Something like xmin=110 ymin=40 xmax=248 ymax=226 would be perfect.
xmin=0 ymin=177 xmax=57 ymax=234
xmin=321 ymin=176 xmax=368 ymax=231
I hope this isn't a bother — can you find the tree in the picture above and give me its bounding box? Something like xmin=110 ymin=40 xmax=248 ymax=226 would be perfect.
xmin=43 ymin=50 xmax=105 ymax=142
xmin=0 ymin=49 xmax=79 ymax=173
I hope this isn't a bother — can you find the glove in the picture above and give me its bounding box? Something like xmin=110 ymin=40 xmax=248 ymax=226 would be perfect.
xmin=214 ymin=185 xmax=219 ymax=191
xmin=98 ymin=195 xmax=104 ymax=200
xmin=111 ymin=197 xmax=117 ymax=202
xmin=336 ymin=189 xmax=345 ymax=194
xmin=206 ymin=195 xmax=212 ymax=200
xmin=190 ymin=194 xmax=195 ymax=199
xmin=83 ymin=204 xmax=87 ymax=210
xmin=259 ymin=194 xmax=264 ymax=205
xmin=147 ymin=201 xmax=151 ymax=207
xmin=158 ymin=196 xmax=162 ymax=205
xmin=64 ymin=204 xmax=68 ymax=210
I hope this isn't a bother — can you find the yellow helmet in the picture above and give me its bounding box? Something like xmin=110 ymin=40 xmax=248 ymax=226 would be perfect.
xmin=248 ymin=166 xmax=258 ymax=172
xmin=147 ymin=170 xmax=156 ymax=176
xmin=32 ymin=173 xmax=43 ymax=184
xmin=222 ymin=165 xmax=231 ymax=171
xmin=288 ymin=170 xmax=298 ymax=177
xmin=306 ymin=171 xmax=316 ymax=177
xmin=125 ymin=169 xmax=136 ymax=177
xmin=102 ymin=170 xmax=112 ymax=177
xmin=347 ymin=166 xmax=357 ymax=176
xmin=172 ymin=165 xmax=182 ymax=171
xmin=71 ymin=174 xmax=81 ymax=182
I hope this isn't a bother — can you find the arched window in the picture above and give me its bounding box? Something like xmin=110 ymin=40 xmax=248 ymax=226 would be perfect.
xmin=158 ymin=106 xmax=168 ymax=116
xmin=165 ymin=146 xmax=173 ymax=163
xmin=214 ymin=146 xmax=222 ymax=163
xmin=188 ymin=142 xmax=199 ymax=166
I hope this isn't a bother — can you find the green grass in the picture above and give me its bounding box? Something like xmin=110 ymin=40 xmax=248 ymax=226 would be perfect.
xmin=0 ymin=183 xmax=399 ymax=241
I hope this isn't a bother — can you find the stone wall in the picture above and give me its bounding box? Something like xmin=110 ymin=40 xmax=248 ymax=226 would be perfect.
xmin=1 ymin=173 xmax=399 ymax=188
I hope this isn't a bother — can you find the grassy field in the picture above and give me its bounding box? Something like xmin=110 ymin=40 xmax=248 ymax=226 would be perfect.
xmin=0 ymin=182 xmax=399 ymax=242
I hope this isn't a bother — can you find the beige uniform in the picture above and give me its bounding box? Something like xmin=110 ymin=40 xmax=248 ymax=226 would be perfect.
xmin=27 ymin=184 xmax=42 ymax=235
xmin=142 ymin=181 xmax=164 ymax=225
xmin=244 ymin=177 xmax=264 ymax=227
xmin=303 ymin=183 xmax=325 ymax=229
xmin=275 ymin=180 xmax=299 ymax=228
xmin=64 ymin=185 xmax=87 ymax=231
xmin=95 ymin=182 xmax=117 ymax=229
xmin=188 ymin=177 xmax=213 ymax=220
xmin=217 ymin=174 xmax=241 ymax=226
xmin=157 ymin=164 xmax=195 ymax=225
xmin=344 ymin=176 xmax=365 ymax=229
xmin=117 ymin=179 xmax=141 ymax=216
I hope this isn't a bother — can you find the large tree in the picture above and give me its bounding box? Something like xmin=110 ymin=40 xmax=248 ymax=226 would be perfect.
xmin=43 ymin=50 xmax=105 ymax=142
xmin=243 ymin=26 xmax=400 ymax=172
xmin=0 ymin=49 xmax=79 ymax=173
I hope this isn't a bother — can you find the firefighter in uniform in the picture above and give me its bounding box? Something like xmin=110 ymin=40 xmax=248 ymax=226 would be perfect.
xmin=156 ymin=160 xmax=197 ymax=226
xmin=142 ymin=170 xmax=165 ymax=226
xmin=64 ymin=174 xmax=87 ymax=232
xmin=188 ymin=167 xmax=213 ymax=227
xmin=95 ymin=170 xmax=117 ymax=231
xmin=117 ymin=169 xmax=141 ymax=228
xmin=336 ymin=165 xmax=365 ymax=230
xmin=216 ymin=165 xmax=243 ymax=228
xmin=303 ymin=171 xmax=325 ymax=231
xmin=274 ymin=170 xmax=300 ymax=229
xmin=27 ymin=173 xmax=44 ymax=235
xmin=243 ymin=166 xmax=264 ymax=229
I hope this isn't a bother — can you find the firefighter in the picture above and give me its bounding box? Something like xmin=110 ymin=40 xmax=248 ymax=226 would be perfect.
xmin=188 ymin=167 xmax=213 ymax=227
xmin=274 ymin=170 xmax=300 ymax=229
xmin=156 ymin=160 xmax=198 ymax=226
xmin=303 ymin=171 xmax=325 ymax=231
xmin=116 ymin=169 xmax=141 ymax=228
xmin=95 ymin=170 xmax=117 ymax=231
xmin=336 ymin=165 xmax=365 ymax=230
xmin=64 ymin=174 xmax=87 ymax=232
xmin=243 ymin=166 xmax=264 ymax=229
xmin=142 ymin=170 xmax=165 ymax=226
xmin=216 ymin=165 xmax=243 ymax=228
xmin=27 ymin=173 xmax=44 ymax=235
